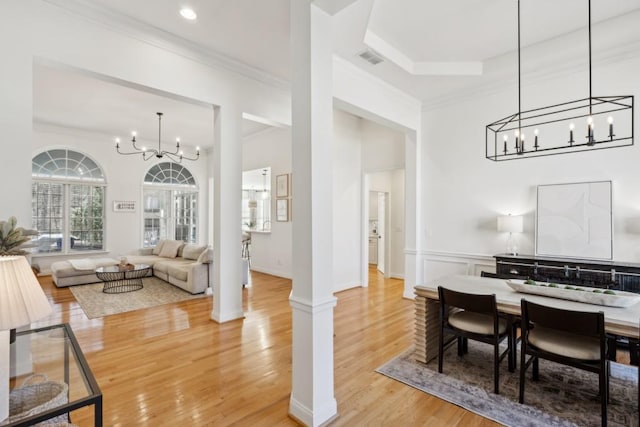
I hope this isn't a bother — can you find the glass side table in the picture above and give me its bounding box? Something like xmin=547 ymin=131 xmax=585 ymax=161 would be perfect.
xmin=2 ymin=323 xmax=102 ymax=427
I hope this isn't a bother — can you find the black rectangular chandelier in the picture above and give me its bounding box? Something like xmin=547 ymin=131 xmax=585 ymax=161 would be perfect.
xmin=486 ymin=0 xmax=634 ymax=161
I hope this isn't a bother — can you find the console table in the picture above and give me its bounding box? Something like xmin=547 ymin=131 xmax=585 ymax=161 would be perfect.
xmin=494 ymin=254 xmax=640 ymax=293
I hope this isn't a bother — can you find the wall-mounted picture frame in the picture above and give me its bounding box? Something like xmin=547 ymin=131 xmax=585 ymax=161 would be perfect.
xmin=276 ymin=199 xmax=289 ymax=222
xmin=276 ymin=174 xmax=289 ymax=198
xmin=113 ymin=200 xmax=136 ymax=212
xmin=536 ymin=180 xmax=613 ymax=260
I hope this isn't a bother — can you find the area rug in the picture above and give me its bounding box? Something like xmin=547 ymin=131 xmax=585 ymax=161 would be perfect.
xmin=377 ymin=342 xmax=639 ymax=427
xmin=70 ymin=277 xmax=206 ymax=319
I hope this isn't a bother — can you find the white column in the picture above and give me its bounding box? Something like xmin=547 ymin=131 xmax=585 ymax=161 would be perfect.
xmin=288 ymin=2 xmax=338 ymax=426
xmin=211 ymin=105 xmax=244 ymax=322
xmin=404 ymin=129 xmax=423 ymax=298
xmin=0 ymin=16 xmax=32 ymax=223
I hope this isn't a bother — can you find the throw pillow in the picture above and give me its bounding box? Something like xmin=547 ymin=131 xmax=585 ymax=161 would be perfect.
xmin=159 ymin=240 xmax=183 ymax=258
xmin=183 ymin=244 xmax=207 ymax=260
xmin=196 ymin=248 xmax=211 ymax=264
xmin=152 ymin=239 xmax=166 ymax=256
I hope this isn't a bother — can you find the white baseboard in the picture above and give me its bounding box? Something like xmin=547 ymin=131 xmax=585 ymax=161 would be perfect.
xmin=249 ymin=265 xmax=292 ymax=279
xmin=289 ymin=396 xmax=337 ymax=427
xmin=334 ymin=281 xmax=363 ymax=293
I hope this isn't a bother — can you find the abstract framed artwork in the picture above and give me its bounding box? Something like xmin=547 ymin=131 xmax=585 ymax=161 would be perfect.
xmin=276 ymin=174 xmax=289 ymax=198
xmin=276 ymin=199 xmax=289 ymax=222
xmin=535 ymin=180 xmax=613 ymax=260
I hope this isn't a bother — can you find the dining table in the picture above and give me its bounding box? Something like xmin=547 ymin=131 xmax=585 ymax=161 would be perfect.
xmin=414 ymin=274 xmax=640 ymax=364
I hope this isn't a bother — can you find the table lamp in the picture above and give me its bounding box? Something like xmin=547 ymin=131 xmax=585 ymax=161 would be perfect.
xmin=497 ymin=214 xmax=524 ymax=255
xmin=0 ymin=256 xmax=52 ymax=422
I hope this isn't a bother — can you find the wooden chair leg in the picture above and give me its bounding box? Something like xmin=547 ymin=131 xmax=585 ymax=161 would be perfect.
xmin=532 ymin=357 xmax=539 ymax=381
xmin=600 ymin=364 xmax=608 ymax=427
xmin=438 ymin=326 xmax=444 ymax=374
xmin=494 ymin=341 xmax=500 ymax=394
xmin=519 ymin=342 xmax=526 ymax=403
xmin=507 ymin=324 xmax=516 ymax=372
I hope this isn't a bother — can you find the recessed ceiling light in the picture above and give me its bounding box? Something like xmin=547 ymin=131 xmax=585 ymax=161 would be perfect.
xmin=180 ymin=7 xmax=197 ymax=20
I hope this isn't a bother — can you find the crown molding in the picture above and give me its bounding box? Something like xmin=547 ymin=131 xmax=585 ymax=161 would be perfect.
xmin=41 ymin=0 xmax=290 ymax=92
xmin=333 ymin=55 xmax=422 ymax=111
xmin=364 ymin=30 xmax=482 ymax=76
xmin=421 ymin=13 xmax=640 ymax=112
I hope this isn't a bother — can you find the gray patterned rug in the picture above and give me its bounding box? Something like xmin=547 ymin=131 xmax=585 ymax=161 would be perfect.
xmin=377 ymin=342 xmax=639 ymax=426
xmin=70 ymin=277 xmax=206 ymax=319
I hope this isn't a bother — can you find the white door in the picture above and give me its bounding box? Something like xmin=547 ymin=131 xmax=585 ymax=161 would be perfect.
xmin=377 ymin=192 xmax=386 ymax=274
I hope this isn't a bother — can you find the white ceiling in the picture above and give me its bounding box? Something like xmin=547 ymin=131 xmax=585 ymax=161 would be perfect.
xmin=34 ymin=0 xmax=640 ymax=146
xmin=33 ymin=63 xmax=272 ymax=151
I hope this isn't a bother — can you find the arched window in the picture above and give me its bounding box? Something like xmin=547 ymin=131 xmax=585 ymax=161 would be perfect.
xmin=143 ymin=162 xmax=198 ymax=247
xmin=31 ymin=149 xmax=106 ymax=253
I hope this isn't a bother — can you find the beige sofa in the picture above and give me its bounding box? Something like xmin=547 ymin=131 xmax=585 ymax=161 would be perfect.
xmin=51 ymin=257 xmax=120 ymax=287
xmin=127 ymin=240 xmax=211 ymax=294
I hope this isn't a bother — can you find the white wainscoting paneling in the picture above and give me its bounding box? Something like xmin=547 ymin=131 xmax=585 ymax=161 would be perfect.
xmin=421 ymin=251 xmax=496 ymax=284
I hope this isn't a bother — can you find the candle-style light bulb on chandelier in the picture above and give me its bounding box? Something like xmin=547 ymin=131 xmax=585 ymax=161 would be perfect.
xmin=486 ymin=0 xmax=633 ymax=161
xmin=115 ymin=112 xmax=199 ymax=163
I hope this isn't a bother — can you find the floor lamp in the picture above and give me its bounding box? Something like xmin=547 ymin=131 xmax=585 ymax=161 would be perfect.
xmin=497 ymin=214 xmax=524 ymax=255
xmin=0 ymin=256 xmax=52 ymax=422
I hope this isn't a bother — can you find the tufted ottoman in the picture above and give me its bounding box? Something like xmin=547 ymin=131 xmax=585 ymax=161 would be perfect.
xmin=51 ymin=258 xmax=119 ymax=287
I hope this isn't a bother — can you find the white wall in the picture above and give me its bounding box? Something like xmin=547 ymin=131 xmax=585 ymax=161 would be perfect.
xmin=0 ymin=0 xmax=290 ymax=233
xmin=362 ymin=120 xmax=406 ymax=172
xmin=240 ymin=110 xmax=406 ymax=290
xmin=390 ymin=169 xmax=405 ymax=278
xmin=333 ymin=110 xmax=363 ymax=291
xmin=242 ymin=127 xmax=293 ymax=278
xmin=30 ymin=123 xmax=211 ymax=273
xmin=421 ymin=11 xmax=640 ymax=282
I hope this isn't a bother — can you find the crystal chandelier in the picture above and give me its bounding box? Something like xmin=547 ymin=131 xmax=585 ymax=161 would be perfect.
xmin=486 ymin=0 xmax=633 ymax=161
xmin=115 ymin=112 xmax=199 ymax=162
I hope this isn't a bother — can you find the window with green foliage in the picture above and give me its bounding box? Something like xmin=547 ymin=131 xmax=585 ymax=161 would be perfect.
xmin=143 ymin=162 xmax=198 ymax=247
xmin=31 ymin=149 xmax=106 ymax=253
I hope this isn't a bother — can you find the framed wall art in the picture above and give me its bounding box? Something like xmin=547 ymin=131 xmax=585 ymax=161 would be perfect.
xmin=276 ymin=198 xmax=289 ymax=222
xmin=113 ymin=200 xmax=136 ymax=212
xmin=276 ymin=174 xmax=289 ymax=198
xmin=536 ymin=181 xmax=613 ymax=260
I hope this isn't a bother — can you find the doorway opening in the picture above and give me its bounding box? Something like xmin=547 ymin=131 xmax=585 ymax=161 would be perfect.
xmin=362 ymin=170 xmax=405 ymax=286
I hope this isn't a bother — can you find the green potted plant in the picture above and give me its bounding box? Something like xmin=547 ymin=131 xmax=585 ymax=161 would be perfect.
xmin=0 ymin=217 xmax=39 ymax=343
xmin=0 ymin=216 xmax=38 ymax=256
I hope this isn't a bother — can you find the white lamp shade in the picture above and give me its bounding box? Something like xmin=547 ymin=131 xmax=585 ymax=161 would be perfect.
xmin=0 ymin=256 xmax=51 ymax=330
xmin=497 ymin=215 xmax=523 ymax=233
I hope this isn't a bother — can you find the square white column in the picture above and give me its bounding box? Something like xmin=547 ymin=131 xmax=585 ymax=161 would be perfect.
xmin=212 ymin=104 xmax=244 ymax=323
xmin=289 ymin=1 xmax=338 ymax=426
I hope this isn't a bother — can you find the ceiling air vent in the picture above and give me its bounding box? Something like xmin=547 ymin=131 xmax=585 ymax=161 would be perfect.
xmin=357 ymin=49 xmax=384 ymax=65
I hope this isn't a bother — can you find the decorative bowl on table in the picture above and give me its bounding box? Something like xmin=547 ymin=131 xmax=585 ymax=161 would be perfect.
xmin=506 ymin=279 xmax=640 ymax=308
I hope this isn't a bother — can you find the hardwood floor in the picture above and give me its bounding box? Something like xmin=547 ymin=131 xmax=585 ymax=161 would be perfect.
xmin=29 ymin=267 xmax=499 ymax=426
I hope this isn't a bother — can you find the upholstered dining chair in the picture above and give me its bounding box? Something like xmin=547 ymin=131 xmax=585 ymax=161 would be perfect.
xmin=519 ymin=299 xmax=609 ymax=427
xmin=437 ymin=286 xmax=516 ymax=394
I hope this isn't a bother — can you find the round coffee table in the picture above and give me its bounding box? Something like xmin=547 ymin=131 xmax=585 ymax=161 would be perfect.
xmin=95 ymin=264 xmax=151 ymax=294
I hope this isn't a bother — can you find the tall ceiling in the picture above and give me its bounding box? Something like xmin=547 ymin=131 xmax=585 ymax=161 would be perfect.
xmin=35 ymin=0 xmax=640 ymax=148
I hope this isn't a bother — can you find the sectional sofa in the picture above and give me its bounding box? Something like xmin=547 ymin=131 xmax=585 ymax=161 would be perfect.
xmin=126 ymin=240 xmax=211 ymax=294
xmin=50 ymin=239 xmax=248 ymax=294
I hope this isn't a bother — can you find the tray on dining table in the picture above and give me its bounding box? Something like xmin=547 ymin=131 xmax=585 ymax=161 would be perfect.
xmin=506 ymin=279 xmax=640 ymax=308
